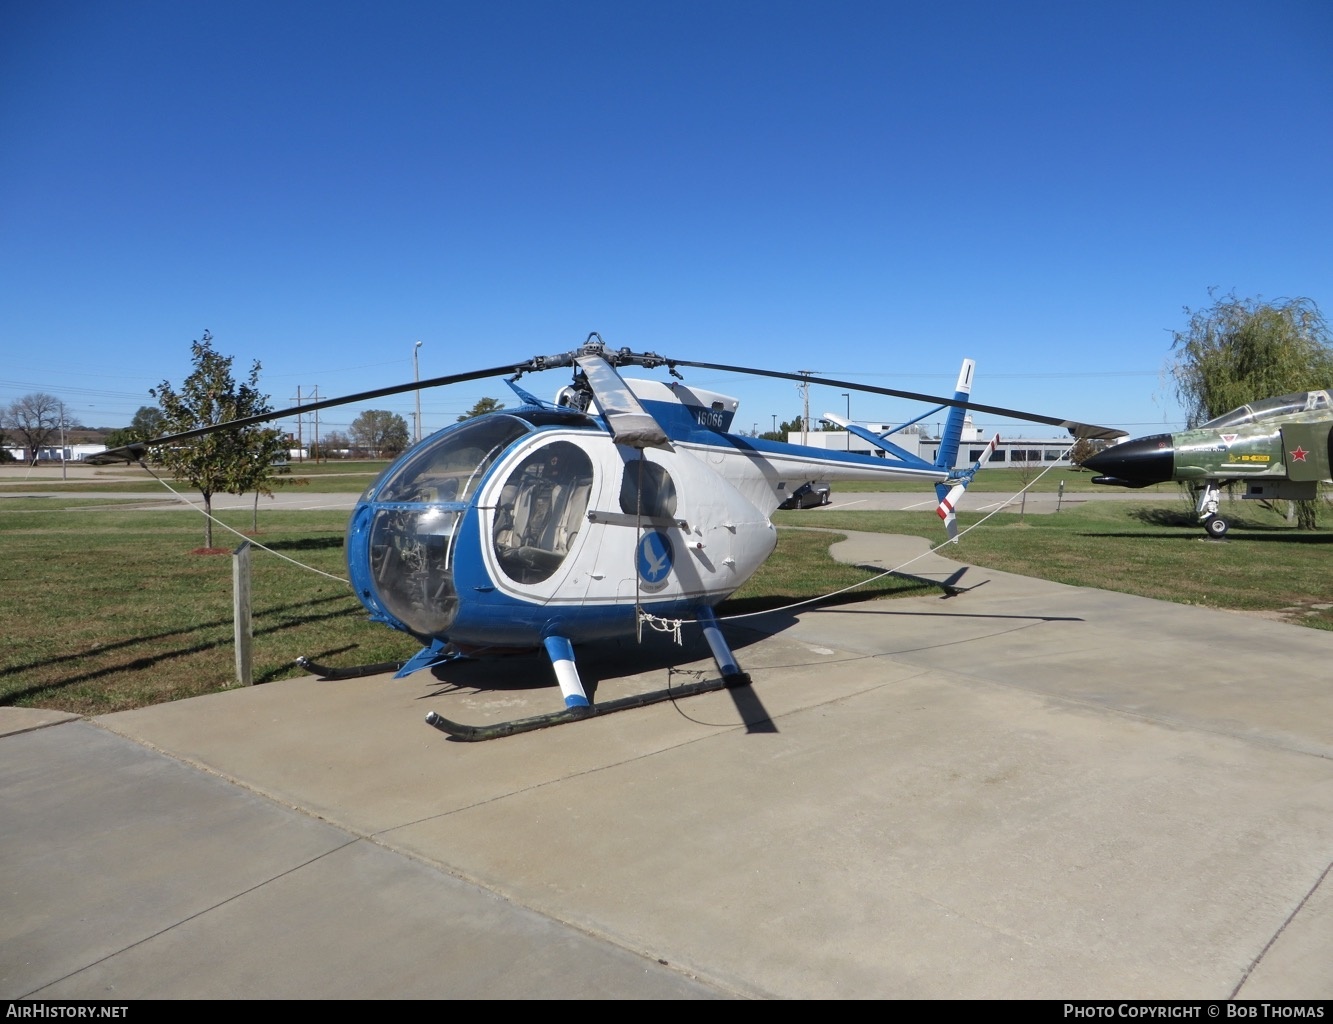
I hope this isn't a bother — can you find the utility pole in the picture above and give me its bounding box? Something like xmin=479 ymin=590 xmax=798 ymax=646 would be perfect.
xmin=413 ymin=341 xmax=423 ymax=443
xmin=841 ymin=393 xmax=850 ymax=451
xmin=309 ymin=386 xmax=321 ymax=463
xmin=58 ymin=403 xmax=67 ymax=480
xmin=796 ymin=371 xmax=816 ymax=447
xmin=291 ymin=386 xmax=304 ymax=462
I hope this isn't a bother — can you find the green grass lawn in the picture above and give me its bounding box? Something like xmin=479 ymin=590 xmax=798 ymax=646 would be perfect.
xmin=1 ymin=492 xmax=1328 ymax=716
xmin=835 ymin=466 xmax=1174 ymax=494
xmin=776 ymin=497 xmax=1333 ymax=628
xmin=0 ymin=459 xmax=391 ymax=495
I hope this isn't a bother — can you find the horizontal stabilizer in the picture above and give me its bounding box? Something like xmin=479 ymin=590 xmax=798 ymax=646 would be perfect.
xmin=821 ymin=413 xmax=933 ymax=468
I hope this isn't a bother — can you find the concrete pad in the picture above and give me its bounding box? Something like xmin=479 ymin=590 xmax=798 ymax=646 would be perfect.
xmin=4 ymin=530 xmax=1331 ymax=999
xmin=0 ymin=707 xmax=79 ymax=737
xmin=0 ymin=722 xmax=717 ymax=999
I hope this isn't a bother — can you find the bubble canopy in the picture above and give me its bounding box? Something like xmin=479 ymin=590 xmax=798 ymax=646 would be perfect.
xmin=348 ymin=410 xmax=599 ymax=637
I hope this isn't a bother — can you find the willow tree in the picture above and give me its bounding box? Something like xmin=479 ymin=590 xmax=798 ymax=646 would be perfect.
xmin=1169 ymin=291 xmax=1333 ymax=527
xmin=150 ymin=331 xmax=288 ymax=548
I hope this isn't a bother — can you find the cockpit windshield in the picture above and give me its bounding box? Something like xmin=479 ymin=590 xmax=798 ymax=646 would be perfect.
xmin=352 ymin=410 xmax=602 ymax=637
xmin=1199 ymin=390 xmax=1331 ymax=430
xmin=372 ymin=415 xmax=533 ymax=504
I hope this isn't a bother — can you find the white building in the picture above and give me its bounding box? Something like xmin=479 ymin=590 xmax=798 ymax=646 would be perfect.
xmin=3 ymin=443 xmax=109 ymax=462
xmin=789 ymin=417 xmax=1077 ymax=470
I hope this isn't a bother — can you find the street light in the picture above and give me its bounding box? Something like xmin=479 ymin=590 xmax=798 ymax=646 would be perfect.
xmin=413 ymin=341 xmax=423 ymax=443
xmin=841 ymin=393 xmax=850 ymax=451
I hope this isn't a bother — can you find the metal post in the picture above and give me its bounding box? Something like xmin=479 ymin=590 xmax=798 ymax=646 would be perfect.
xmin=311 ymin=385 xmax=320 ymax=462
xmin=413 ymin=341 xmax=423 ymax=443
xmin=233 ymin=541 xmax=253 ymax=686
xmin=291 ymin=386 xmax=303 ymax=462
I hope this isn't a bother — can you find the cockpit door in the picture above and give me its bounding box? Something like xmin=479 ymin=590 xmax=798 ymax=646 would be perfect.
xmin=481 ymin=436 xmax=600 ymax=601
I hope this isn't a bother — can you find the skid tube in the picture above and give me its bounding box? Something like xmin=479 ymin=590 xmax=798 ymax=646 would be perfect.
xmin=294 ymin=655 xmax=407 ymax=680
xmin=424 ymin=671 xmax=752 ymax=742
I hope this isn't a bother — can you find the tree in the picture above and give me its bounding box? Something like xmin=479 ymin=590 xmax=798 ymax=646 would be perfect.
xmin=759 ymin=412 xmax=806 ymax=442
xmin=349 ymin=410 xmax=410 ymax=457
xmin=457 ymin=397 xmax=505 ymax=421
xmin=1169 ymin=291 xmax=1333 ymax=528
xmin=150 ymin=331 xmax=288 ymax=548
xmin=105 ymin=405 xmax=169 ymax=449
xmin=2 ymin=392 xmax=67 ymax=465
xmin=1069 ymin=436 xmax=1104 ymax=468
xmin=310 ymin=430 xmax=350 ymax=460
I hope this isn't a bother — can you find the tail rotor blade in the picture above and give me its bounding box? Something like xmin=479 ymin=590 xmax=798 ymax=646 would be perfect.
xmin=935 ymin=434 xmax=1000 ymax=542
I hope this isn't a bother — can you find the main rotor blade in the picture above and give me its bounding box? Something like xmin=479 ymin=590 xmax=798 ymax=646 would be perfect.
xmin=575 ymin=354 xmax=671 ymax=449
xmin=669 ymin=359 xmax=1126 ymax=440
xmin=89 ymin=361 xmax=524 ymax=464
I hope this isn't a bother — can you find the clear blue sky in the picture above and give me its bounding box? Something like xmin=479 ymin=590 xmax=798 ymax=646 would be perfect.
xmin=3 ymin=0 xmax=1330 ymax=441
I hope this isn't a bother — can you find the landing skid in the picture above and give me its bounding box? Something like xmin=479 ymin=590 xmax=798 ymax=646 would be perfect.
xmin=294 ymin=655 xmax=407 ymax=680
xmin=425 ymin=671 xmax=752 ymax=741
xmin=425 ymin=606 xmax=752 ymax=741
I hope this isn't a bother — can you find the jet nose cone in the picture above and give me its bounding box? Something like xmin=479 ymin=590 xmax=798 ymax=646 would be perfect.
xmin=1083 ymin=433 xmax=1175 ymax=486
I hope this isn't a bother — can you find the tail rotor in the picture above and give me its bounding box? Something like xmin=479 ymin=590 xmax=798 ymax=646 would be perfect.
xmin=936 ymin=433 xmax=999 ymax=542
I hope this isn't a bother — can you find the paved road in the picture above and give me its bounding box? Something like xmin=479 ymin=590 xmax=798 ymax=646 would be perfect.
xmin=3 ymin=533 xmax=1329 ymax=1000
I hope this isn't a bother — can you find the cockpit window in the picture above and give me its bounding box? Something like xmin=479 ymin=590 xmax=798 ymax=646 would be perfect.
xmin=1200 ymin=391 xmax=1330 ymax=430
xmin=372 ymin=415 xmax=531 ymax=504
xmin=492 ymin=441 xmax=595 ymax=585
xmin=619 ymin=458 xmax=677 ymax=519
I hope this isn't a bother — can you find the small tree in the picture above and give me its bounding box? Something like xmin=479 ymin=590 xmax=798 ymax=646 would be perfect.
xmin=349 ymin=410 xmax=410 ymax=457
xmin=457 ymin=397 xmax=505 ymax=421
xmin=1069 ymin=436 xmax=1102 ymax=469
xmin=2 ymin=392 xmax=67 ymax=465
xmin=150 ymin=331 xmax=287 ymax=548
xmin=129 ymin=405 xmax=167 ymax=439
xmin=1169 ymin=291 xmax=1333 ymax=528
xmin=106 ymin=405 xmax=170 ymax=450
xmin=310 ymin=430 xmax=350 ymax=460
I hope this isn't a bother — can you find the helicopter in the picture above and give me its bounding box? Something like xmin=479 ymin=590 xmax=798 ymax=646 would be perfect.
xmin=1082 ymin=389 xmax=1332 ymax=538
xmin=92 ymin=335 xmax=1124 ymax=739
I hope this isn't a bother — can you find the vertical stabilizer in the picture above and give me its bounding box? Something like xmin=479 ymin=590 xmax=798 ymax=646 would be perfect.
xmin=933 ymin=359 xmax=975 ymax=472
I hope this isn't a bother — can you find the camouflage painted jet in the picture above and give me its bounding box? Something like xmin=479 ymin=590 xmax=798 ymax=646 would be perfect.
xmin=1083 ymin=389 xmax=1332 ymax=537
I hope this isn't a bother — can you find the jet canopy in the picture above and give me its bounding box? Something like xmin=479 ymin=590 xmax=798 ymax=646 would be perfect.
xmin=1199 ymin=390 xmax=1331 ymax=430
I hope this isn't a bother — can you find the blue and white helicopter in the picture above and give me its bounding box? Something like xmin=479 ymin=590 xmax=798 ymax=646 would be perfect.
xmin=96 ymin=336 xmax=1123 ymax=740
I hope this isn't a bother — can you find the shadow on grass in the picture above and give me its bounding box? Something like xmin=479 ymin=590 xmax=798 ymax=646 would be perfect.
xmin=260 ymin=536 xmax=346 ymax=552
xmin=1126 ymin=507 xmax=1199 ymax=528
xmin=1125 ymin=506 xmax=1331 ymax=539
xmin=0 ymin=593 xmax=366 ymax=705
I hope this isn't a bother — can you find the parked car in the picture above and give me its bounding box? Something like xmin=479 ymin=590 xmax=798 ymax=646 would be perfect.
xmin=778 ymin=481 xmax=831 ymax=509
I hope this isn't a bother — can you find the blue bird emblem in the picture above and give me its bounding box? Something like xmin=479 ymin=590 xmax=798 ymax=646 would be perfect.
xmin=636 ymin=531 xmax=673 ymax=589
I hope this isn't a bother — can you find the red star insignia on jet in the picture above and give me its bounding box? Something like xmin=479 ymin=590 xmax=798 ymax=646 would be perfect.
xmin=1289 ymin=446 xmax=1309 ymax=462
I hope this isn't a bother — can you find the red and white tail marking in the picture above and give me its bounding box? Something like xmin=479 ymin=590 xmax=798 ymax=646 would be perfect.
xmin=936 ymin=434 xmax=1000 ymax=542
